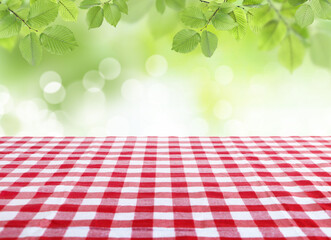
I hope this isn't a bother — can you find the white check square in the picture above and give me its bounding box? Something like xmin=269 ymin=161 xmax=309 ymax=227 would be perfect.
xmin=154 ymin=198 xmax=172 ymax=206
xmin=231 ymin=212 xmax=253 ymax=220
xmin=192 ymin=211 xmax=213 ymax=220
xmin=225 ymin=198 xmax=244 ymax=206
xmin=153 ymin=212 xmax=174 ymax=220
xmin=65 ymin=227 xmax=90 ymax=237
xmin=81 ymin=198 xmax=102 ymax=206
xmin=73 ymin=212 xmax=96 ymax=220
xmin=0 ymin=211 xmax=18 ymax=221
xmin=190 ymin=198 xmax=209 ymax=206
xmin=305 ymin=211 xmax=330 ymax=220
xmin=113 ymin=212 xmax=135 ymax=221
xmin=109 ymin=228 xmax=132 ymax=237
xmin=268 ymin=211 xmax=291 ymax=220
xmin=20 ymin=227 xmax=46 ymax=237
xmin=118 ymin=198 xmax=137 ymax=206
xmin=279 ymin=227 xmax=306 ymax=237
xmin=238 ymin=227 xmax=263 ymax=238
xmin=196 ymin=228 xmax=219 ymax=237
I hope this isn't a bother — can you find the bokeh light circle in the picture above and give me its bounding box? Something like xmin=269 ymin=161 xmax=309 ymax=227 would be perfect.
xmin=145 ymin=55 xmax=168 ymax=77
xmin=43 ymin=86 xmax=66 ymax=104
xmin=83 ymin=70 xmax=105 ymax=91
xmin=99 ymin=57 xmax=121 ymax=80
xmin=215 ymin=66 xmax=233 ymax=85
xmin=44 ymin=82 xmax=62 ymax=94
xmin=40 ymin=71 xmax=62 ymax=90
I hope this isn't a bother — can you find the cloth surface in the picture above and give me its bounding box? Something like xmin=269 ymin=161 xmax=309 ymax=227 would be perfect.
xmin=0 ymin=136 xmax=330 ymax=239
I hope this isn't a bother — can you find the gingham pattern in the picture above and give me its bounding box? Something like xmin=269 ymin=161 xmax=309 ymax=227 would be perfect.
xmin=0 ymin=136 xmax=330 ymax=239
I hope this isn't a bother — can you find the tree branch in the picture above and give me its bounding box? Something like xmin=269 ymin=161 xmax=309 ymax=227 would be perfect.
xmin=201 ymin=7 xmax=220 ymax=31
xmin=8 ymin=8 xmax=38 ymax=32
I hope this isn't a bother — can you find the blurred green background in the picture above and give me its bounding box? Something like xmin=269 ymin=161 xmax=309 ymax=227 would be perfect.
xmin=1 ymin=0 xmax=331 ymax=136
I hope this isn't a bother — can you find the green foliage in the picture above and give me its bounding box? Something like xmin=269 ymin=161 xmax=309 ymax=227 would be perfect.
xmin=104 ymin=3 xmax=121 ymax=27
xmin=310 ymin=33 xmax=331 ymax=68
xmin=156 ymin=0 xmax=166 ymax=13
xmin=79 ymin=0 xmax=101 ymax=9
xmin=172 ymin=29 xmax=201 ymax=53
xmin=27 ymin=0 xmax=58 ymax=28
xmin=295 ymin=4 xmax=314 ymax=27
xmin=278 ymin=33 xmax=305 ymax=72
xmin=166 ymin=0 xmax=185 ymax=10
xmin=230 ymin=7 xmax=247 ymax=40
xmin=59 ymin=0 xmax=78 ymax=22
xmin=40 ymin=25 xmax=78 ymax=55
xmin=243 ymin=0 xmax=263 ymax=6
xmin=180 ymin=7 xmax=206 ymax=28
xmin=0 ymin=11 xmax=21 ymax=38
xmin=212 ymin=12 xmax=238 ymax=30
xmin=288 ymin=0 xmax=307 ymax=6
xmin=114 ymin=0 xmax=128 ymax=15
xmin=259 ymin=20 xmax=286 ymax=50
xmin=19 ymin=32 xmax=42 ymax=65
xmin=200 ymin=30 xmax=217 ymax=57
xmin=86 ymin=6 xmax=103 ymax=29
xmin=0 ymin=0 xmax=330 ymax=72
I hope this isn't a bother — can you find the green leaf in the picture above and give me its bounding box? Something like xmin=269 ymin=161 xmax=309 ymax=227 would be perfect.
xmin=248 ymin=5 xmax=274 ymax=32
xmin=79 ymin=0 xmax=101 ymax=9
xmin=0 ymin=11 xmax=22 ymax=38
xmin=104 ymin=3 xmax=121 ymax=27
xmin=0 ymin=4 xmax=8 ymax=11
xmin=288 ymin=0 xmax=307 ymax=6
xmin=212 ymin=12 xmax=238 ymax=30
xmin=243 ymin=0 xmax=263 ymax=6
xmin=19 ymin=32 xmax=42 ymax=65
xmin=318 ymin=0 xmax=331 ymax=19
xmin=231 ymin=7 xmax=247 ymax=40
xmin=172 ymin=29 xmax=200 ymax=53
xmin=86 ymin=6 xmax=103 ymax=29
xmin=295 ymin=5 xmax=314 ymax=28
xmin=310 ymin=33 xmax=331 ymax=69
xmin=278 ymin=33 xmax=305 ymax=72
xmin=259 ymin=20 xmax=287 ymax=50
xmin=40 ymin=25 xmax=78 ymax=55
xmin=310 ymin=0 xmax=323 ymax=16
xmin=5 ymin=0 xmax=22 ymax=10
xmin=27 ymin=0 xmax=58 ymax=28
xmin=200 ymin=30 xmax=218 ymax=57
xmin=218 ymin=3 xmax=236 ymax=14
xmin=114 ymin=0 xmax=128 ymax=15
xmin=180 ymin=7 xmax=207 ymax=28
xmin=16 ymin=7 xmax=29 ymax=20
xmin=166 ymin=0 xmax=185 ymax=10
xmin=292 ymin=23 xmax=309 ymax=39
xmin=59 ymin=0 xmax=78 ymax=22
xmin=156 ymin=0 xmax=166 ymax=14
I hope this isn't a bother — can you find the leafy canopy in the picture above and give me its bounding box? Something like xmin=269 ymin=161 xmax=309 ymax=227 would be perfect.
xmin=0 ymin=0 xmax=330 ymax=71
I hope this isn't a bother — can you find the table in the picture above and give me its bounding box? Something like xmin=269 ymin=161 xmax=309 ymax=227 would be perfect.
xmin=0 ymin=136 xmax=330 ymax=239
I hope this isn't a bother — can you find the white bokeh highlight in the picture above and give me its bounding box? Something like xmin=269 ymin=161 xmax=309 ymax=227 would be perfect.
xmin=99 ymin=58 xmax=121 ymax=80
xmin=83 ymin=70 xmax=105 ymax=91
xmin=145 ymin=55 xmax=168 ymax=77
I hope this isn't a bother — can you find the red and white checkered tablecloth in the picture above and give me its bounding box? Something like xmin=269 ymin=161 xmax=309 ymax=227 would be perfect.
xmin=0 ymin=136 xmax=330 ymax=239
